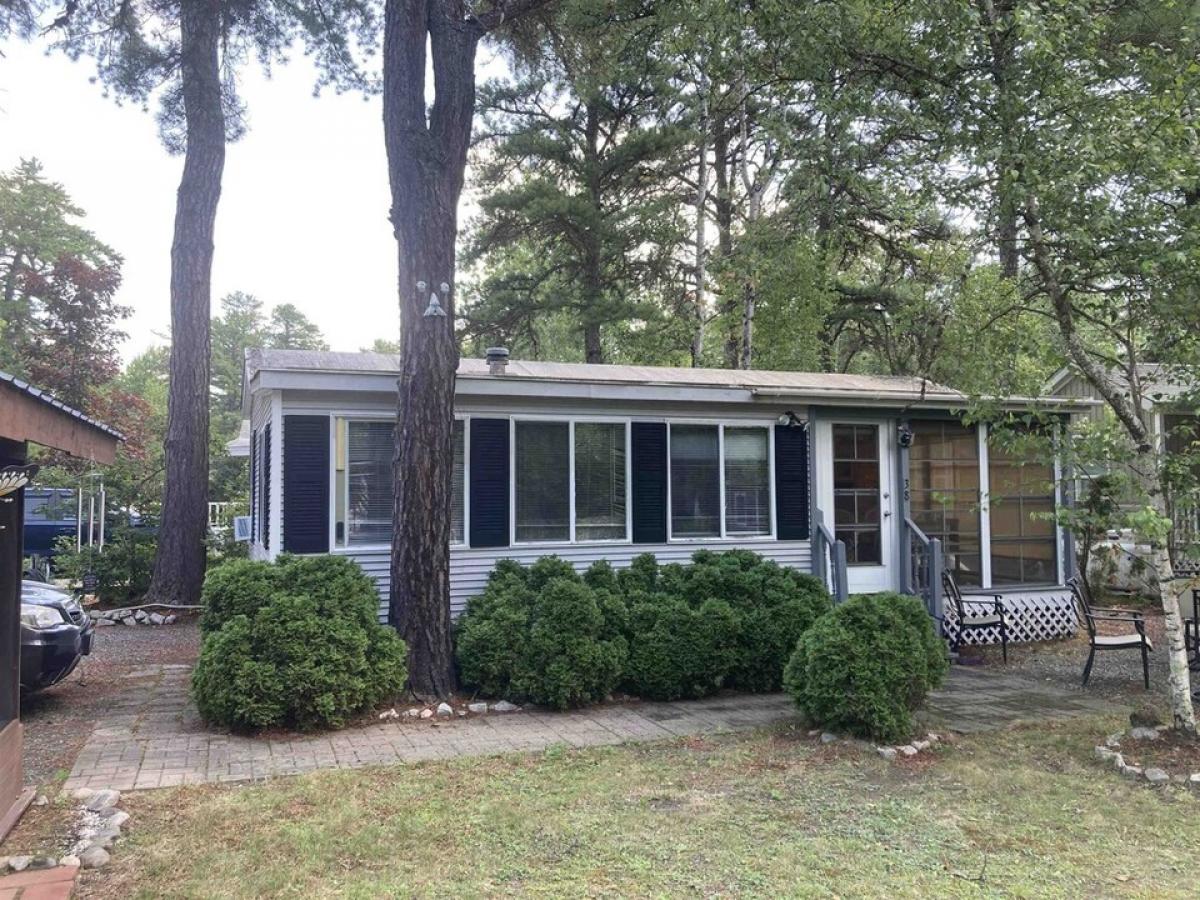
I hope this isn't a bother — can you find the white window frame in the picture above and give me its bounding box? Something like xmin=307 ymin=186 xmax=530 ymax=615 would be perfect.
xmin=665 ymin=419 xmax=777 ymax=544
xmin=330 ymin=413 xmax=469 ymax=551
xmin=509 ymin=414 xmax=633 ymax=547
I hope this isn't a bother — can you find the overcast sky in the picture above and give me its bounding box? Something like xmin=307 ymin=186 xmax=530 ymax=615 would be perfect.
xmin=0 ymin=39 xmax=497 ymax=362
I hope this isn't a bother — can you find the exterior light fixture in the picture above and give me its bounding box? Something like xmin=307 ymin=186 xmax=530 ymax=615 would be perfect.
xmin=897 ymin=423 xmax=914 ymax=448
xmin=776 ymin=411 xmax=805 ymax=429
xmin=0 ymin=463 xmax=38 ymax=498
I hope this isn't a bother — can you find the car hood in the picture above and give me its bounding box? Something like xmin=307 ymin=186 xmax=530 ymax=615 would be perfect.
xmin=22 ymin=580 xmax=74 ymax=607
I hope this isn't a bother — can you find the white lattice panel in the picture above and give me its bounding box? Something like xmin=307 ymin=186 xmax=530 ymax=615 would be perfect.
xmin=943 ymin=590 xmax=1078 ymax=646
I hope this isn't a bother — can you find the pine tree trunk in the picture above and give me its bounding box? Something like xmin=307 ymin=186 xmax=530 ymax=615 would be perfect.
xmin=145 ymin=0 xmax=225 ymax=606
xmin=383 ymin=0 xmax=479 ymax=699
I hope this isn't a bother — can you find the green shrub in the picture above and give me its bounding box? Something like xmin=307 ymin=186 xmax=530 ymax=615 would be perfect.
xmin=623 ymin=597 xmax=739 ymax=700
xmin=455 ymin=558 xmax=627 ymax=709
xmin=783 ymin=592 xmax=949 ymax=742
xmin=192 ymin=554 xmax=406 ymax=730
xmin=52 ymin=527 xmax=156 ymax=603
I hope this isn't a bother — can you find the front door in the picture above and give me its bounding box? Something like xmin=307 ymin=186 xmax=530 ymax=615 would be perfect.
xmin=816 ymin=419 xmax=896 ymax=593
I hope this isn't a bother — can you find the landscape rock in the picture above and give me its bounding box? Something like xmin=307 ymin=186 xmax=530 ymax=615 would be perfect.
xmin=7 ymin=856 xmax=31 ymax=872
xmin=1130 ymin=707 xmax=1163 ymax=729
xmin=78 ymin=846 xmax=110 ymax=869
xmin=378 ymin=708 xmax=400 ymax=721
xmin=1144 ymin=767 xmax=1170 ymax=785
xmin=33 ymin=793 xmax=49 ymax=806
xmin=926 ymin=734 xmax=940 ymax=744
xmin=1094 ymin=746 xmax=1116 ymax=762
xmin=419 ymin=708 xmax=434 ymax=720
xmin=1111 ymin=753 xmax=1125 ymax=771
xmin=404 ymin=708 xmax=421 ymax=718
xmin=59 ymin=855 xmax=80 ymax=868
xmin=468 ymin=702 xmax=488 ymax=714
xmin=123 ymin=615 xmax=139 ymax=627
xmin=84 ymin=789 xmax=121 ymax=812
xmin=1105 ymin=732 xmax=1123 ymax=748
xmin=29 ymin=856 xmax=56 ymax=870
xmin=877 ymin=747 xmax=897 ymax=761
xmin=1128 ymin=727 xmax=1160 ymax=741
xmin=71 ymin=788 xmax=96 ymax=802
xmin=491 ymin=700 xmax=520 ymax=713
xmin=1121 ymin=764 xmax=1143 ymax=778
xmin=912 ymin=740 xmax=931 ymax=751
xmin=436 ymin=702 xmax=453 ymax=717
xmin=820 ymin=732 xmax=837 ymax=744
xmin=148 ymin=612 xmax=166 ymax=625
xmin=899 ymin=745 xmax=918 ymax=757
xmin=164 ymin=614 xmax=177 ymax=624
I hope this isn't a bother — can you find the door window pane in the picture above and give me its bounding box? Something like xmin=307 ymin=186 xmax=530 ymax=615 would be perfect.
xmin=671 ymin=424 xmax=720 ymax=537
xmin=832 ymin=424 xmax=881 ymax=565
xmin=515 ymin=421 xmax=570 ymax=542
xmin=347 ymin=421 xmax=392 ymax=545
xmin=724 ymin=427 xmax=770 ymax=536
xmin=575 ymin=422 xmax=627 ymax=541
xmin=908 ymin=421 xmax=981 ymax=586
xmin=450 ymin=420 xmax=465 ymax=544
xmin=988 ymin=436 xmax=1057 ymax=585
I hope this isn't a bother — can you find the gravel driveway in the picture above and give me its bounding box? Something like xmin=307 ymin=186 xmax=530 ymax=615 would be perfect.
xmin=19 ymin=618 xmax=201 ymax=787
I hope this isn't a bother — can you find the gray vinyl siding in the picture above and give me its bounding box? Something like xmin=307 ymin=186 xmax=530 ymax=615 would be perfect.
xmin=340 ymin=540 xmax=813 ymax=623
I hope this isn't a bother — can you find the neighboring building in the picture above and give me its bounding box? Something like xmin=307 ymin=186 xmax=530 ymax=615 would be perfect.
xmin=236 ymin=349 xmax=1089 ymax=645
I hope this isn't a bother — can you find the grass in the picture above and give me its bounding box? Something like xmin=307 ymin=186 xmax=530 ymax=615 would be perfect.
xmin=76 ymin=716 xmax=1199 ymax=899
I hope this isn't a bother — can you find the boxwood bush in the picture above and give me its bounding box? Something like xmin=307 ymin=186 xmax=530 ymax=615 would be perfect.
xmin=455 ymin=558 xmax=627 ymax=709
xmin=783 ymin=592 xmax=949 ymax=742
xmin=192 ymin=555 xmax=407 ymax=730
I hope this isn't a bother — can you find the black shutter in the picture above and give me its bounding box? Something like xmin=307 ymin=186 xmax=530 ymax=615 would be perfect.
xmin=631 ymin=422 xmax=668 ymax=543
xmin=250 ymin=429 xmax=258 ymax=541
xmin=283 ymin=416 xmax=330 ymax=554
xmin=469 ymin=418 xmax=509 ymax=548
xmin=775 ymin=424 xmax=809 ymax=540
xmin=262 ymin=423 xmax=272 ymax=550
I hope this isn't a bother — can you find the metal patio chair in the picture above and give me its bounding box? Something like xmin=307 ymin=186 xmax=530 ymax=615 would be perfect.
xmin=1067 ymin=575 xmax=1151 ymax=689
xmin=1186 ymin=587 xmax=1199 ymax=672
xmin=942 ymin=570 xmax=1009 ymax=662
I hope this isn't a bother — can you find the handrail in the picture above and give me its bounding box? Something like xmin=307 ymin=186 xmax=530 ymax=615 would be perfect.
xmin=813 ymin=512 xmax=849 ymax=604
xmin=903 ymin=516 xmax=944 ymax=622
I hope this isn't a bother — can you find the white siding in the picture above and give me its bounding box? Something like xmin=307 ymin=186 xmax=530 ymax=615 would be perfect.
xmin=340 ymin=540 xmax=813 ymax=622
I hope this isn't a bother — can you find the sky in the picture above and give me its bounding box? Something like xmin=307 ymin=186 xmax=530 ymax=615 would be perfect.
xmin=0 ymin=39 xmax=468 ymax=361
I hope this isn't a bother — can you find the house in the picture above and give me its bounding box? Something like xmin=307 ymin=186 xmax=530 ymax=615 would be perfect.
xmin=1 ymin=371 xmax=121 ymax=841
xmin=236 ymin=349 xmax=1088 ymax=646
xmin=1046 ymin=363 xmax=1199 ymax=572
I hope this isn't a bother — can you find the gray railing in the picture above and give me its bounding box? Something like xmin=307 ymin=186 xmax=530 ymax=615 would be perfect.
xmin=1172 ymin=499 xmax=1199 ymax=573
xmin=813 ymin=511 xmax=849 ymax=604
xmin=904 ymin=517 xmax=944 ymax=622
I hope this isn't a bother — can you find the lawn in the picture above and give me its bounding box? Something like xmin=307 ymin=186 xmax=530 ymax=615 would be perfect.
xmin=78 ymin=715 xmax=1197 ymax=899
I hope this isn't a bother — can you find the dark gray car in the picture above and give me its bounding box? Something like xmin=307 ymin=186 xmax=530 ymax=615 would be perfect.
xmin=20 ymin=580 xmax=94 ymax=692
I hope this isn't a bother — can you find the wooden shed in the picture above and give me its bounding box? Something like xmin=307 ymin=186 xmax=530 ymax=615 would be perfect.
xmin=0 ymin=372 xmax=120 ymax=842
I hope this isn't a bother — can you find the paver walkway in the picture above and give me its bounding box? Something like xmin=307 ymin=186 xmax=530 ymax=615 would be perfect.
xmin=60 ymin=663 xmax=1125 ymax=793
xmin=0 ymin=864 xmax=78 ymax=899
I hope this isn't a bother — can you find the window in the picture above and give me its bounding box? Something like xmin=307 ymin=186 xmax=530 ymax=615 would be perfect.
xmin=334 ymin=417 xmax=465 ymax=547
xmin=989 ymin=438 xmax=1057 ymax=585
xmin=724 ymin=427 xmax=771 ymax=536
xmin=515 ymin=420 xmax=570 ymax=542
xmin=832 ymin=424 xmax=881 ymax=565
xmin=670 ymin=424 xmax=721 ymax=537
xmin=668 ymin=423 xmax=772 ymax=539
xmin=575 ymin=422 xmax=627 ymax=541
xmin=909 ymin=421 xmax=981 ymax=585
xmin=513 ymin=419 xmax=630 ymax=543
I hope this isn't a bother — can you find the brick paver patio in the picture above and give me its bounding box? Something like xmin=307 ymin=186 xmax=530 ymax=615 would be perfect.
xmin=60 ymin=663 xmax=1124 ymax=793
xmin=0 ymin=864 xmax=78 ymax=899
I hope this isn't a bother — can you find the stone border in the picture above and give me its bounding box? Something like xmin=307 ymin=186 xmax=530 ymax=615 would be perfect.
xmin=0 ymin=788 xmax=128 ymax=873
xmin=378 ymin=699 xmax=523 ymax=721
xmin=1094 ymin=727 xmax=1200 ymax=788
xmin=91 ymin=609 xmax=177 ymax=627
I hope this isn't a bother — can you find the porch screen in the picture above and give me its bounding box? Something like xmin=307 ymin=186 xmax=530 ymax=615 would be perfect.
xmin=515 ymin=420 xmax=570 ymax=542
xmin=909 ymin=421 xmax=981 ymax=586
xmin=988 ymin=439 xmax=1057 ymax=585
xmin=724 ymin=427 xmax=771 ymax=536
xmin=574 ymin=422 xmax=628 ymax=541
xmin=670 ymin=424 xmax=721 ymax=537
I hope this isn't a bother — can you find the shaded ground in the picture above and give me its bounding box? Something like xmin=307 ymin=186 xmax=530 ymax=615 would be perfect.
xmin=19 ymin=618 xmax=201 ymax=787
xmin=72 ymin=716 xmax=1200 ymax=899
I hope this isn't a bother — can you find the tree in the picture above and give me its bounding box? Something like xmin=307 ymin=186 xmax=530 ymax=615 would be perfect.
xmin=31 ymin=0 xmax=379 ymax=607
xmin=382 ymin=0 xmax=551 ymax=697
xmin=266 ymin=303 xmax=329 ymax=351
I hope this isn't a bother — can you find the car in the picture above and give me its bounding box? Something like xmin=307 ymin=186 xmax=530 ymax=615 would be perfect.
xmin=20 ymin=580 xmax=94 ymax=693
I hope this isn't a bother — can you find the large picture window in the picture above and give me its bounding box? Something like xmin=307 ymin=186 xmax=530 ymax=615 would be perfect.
xmin=669 ymin=423 xmax=772 ymax=540
xmin=988 ymin=438 xmax=1057 ymax=585
xmin=513 ymin=419 xmax=630 ymax=544
xmin=909 ymin=421 xmax=981 ymax=585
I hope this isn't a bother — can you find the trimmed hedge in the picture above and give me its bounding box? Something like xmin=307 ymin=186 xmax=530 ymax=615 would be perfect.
xmin=192 ymin=555 xmax=407 ymax=730
xmin=783 ymin=592 xmax=949 ymax=742
xmin=456 ymin=550 xmax=835 ymax=706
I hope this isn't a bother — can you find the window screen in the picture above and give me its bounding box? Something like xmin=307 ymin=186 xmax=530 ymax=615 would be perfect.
xmin=515 ymin=420 xmax=570 ymax=542
xmin=724 ymin=427 xmax=770 ymax=536
xmin=347 ymin=420 xmax=393 ymax=545
xmin=450 ymin=420 xmax=466 ymax=544
xmin=909 ymin=421 xmax=981 ymax=585
xmin=575 ymin=422 xmax=627 ymax=541
xmin=989 ymin=438 xmax=1057 ymax=585
xmin=670 ymin=424 xmax=720 ymax=537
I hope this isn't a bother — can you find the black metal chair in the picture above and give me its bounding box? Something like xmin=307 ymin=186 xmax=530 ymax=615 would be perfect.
xmin=1185 ymin=587 xmax=1198 ymax=672
xmin=942 ymin=570 xmax=1009 ymax=662
xmin=1066 ymin=575 xmax=1151 ymax=689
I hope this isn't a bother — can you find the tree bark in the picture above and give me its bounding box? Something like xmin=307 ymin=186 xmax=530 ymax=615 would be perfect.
xmin=712 ymin=120 xmax=739 ymax=368
xmin=582 ymin=99 xmax=605 ymax=365
xmin=691 ymin=77 xmax=708 ymax=367
xmin=383 ymin=0 xmax=479 ymax=699
xmin=145 ymin=0 xmax=225 ymax=607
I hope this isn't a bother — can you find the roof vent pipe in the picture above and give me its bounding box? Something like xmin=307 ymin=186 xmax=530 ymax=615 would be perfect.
xmin=485 ymin=347 xmax=509 ymax=376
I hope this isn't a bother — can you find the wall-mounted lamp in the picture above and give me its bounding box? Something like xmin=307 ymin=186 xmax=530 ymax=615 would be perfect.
xmin=776 ymin=411 xmax=805 ymax=429
xmin=897 ymin=423 xmax=914 ymax=448
xmin=0 ymin=464 xmax=38 ymax=498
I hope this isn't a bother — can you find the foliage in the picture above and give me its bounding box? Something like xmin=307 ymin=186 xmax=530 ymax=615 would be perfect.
xmin=623 ymin=597 xmax=739 ymax=701
xmin=192 ymin=555 xmax=406 ymax=730
xmin=51 ymin=527 xmax=156 ymax=603
xmin=455 ymin=557 xmax=628 ymax=710
xmin=784 ymin=593 xmax=948 ymax=742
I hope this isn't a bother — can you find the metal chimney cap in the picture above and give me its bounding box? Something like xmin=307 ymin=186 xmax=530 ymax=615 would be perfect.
xmin=485 ymin=347 xmax=510 ymax=362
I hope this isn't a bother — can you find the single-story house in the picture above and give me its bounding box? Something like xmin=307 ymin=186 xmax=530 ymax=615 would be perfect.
xmin=236 ymin=349 xmax=1089 ymax=645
